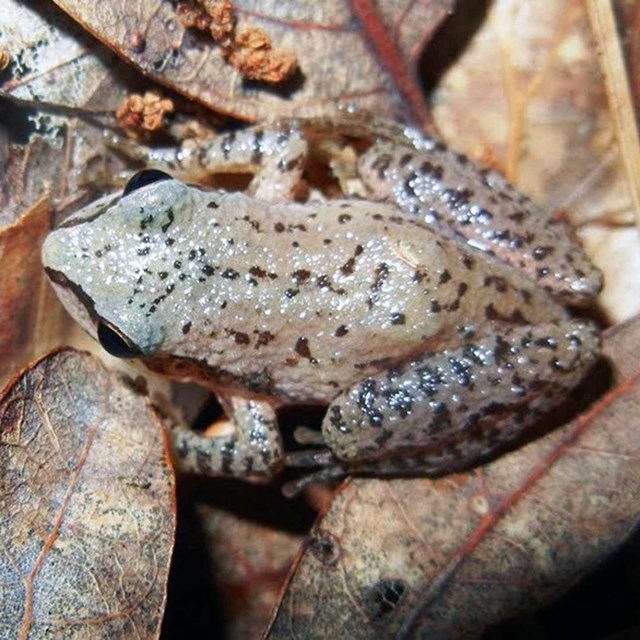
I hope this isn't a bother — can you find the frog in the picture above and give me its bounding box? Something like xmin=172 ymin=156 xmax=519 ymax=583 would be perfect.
xmin=42 ymin=117 xmax=603 ymax=495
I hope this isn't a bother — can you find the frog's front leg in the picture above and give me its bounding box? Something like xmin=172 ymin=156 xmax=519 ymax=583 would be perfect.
xmin=170 ymin=395 xmax=284 ymax=478
xmin=286 ymin=320 xmax=600 ymax=494
xmin=122 ymin=124 xmax=308 ymax=202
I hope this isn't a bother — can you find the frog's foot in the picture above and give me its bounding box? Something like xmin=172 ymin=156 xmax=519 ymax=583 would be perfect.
xmin=282 ymin=448 xmax=438 ymax=496
xmin=169 ymin=396 xmax=284 ymax=479
xmin=283 ymin=449 xmax=348 ymax=497
xmin=317 ymin=319 xmax=601 ymax=482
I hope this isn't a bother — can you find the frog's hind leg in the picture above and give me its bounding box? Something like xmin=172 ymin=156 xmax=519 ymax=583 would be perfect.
xmin=285 ymin=320 xmax=601 ymax=494
xmin=169 ymin=396 xmax=284 ymax=479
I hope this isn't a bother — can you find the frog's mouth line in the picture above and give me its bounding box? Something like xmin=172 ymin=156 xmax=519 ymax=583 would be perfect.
xmin=44 ymin=267 xmax=99 ymax=325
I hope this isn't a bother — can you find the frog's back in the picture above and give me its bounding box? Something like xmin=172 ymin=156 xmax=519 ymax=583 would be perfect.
xmin=161 ymin=191 xmax=565 ymax=401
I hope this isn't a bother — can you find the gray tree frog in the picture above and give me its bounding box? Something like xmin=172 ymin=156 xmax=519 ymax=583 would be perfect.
xmin=42 ymin=118 xmax=602 ymax=494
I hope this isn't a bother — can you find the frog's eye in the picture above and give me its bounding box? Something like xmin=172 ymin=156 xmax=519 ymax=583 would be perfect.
xmin=123 ymin=169 xmax=173 ymax=197
xmin=97 ymin=321 xmax=143 ymax=359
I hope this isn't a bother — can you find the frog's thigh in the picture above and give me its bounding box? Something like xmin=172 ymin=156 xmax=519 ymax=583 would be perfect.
xmin=169 ymin=396 xmax=284 ymax=478
xmin=322 ymin=320 xmax=600 ymax=470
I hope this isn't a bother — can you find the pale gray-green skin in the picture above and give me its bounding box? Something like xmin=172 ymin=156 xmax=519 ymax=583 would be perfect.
xmin=42 ymin=119 xmax=602 ymax=493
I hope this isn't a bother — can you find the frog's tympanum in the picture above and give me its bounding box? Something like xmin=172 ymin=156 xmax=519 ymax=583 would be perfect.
xmin=42 ymin=118 xmax=602 ymax=493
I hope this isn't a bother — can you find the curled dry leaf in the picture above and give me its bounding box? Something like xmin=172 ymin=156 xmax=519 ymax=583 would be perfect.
xmin=0 ymin=197 xmax=67 ymax=389
xmin=51 ymin=0 xmax=455 ymax=123
xmin=0 ymin=349 xmax=176 ymax=639
xmin=268 ymin=316 xmax=640 ymax=639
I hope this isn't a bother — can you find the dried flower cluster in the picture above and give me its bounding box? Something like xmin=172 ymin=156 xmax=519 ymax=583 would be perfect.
xmin=177 ymin=0 xmax=297 ymax=83
xmin=116 ymin=91 xmax=175 ymax=133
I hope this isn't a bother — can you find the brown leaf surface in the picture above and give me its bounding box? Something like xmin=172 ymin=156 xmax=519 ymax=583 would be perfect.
xmin=616 ymin=0 xmax=640 ymax=128
xmin=0 ymin=197 xmax=67 ymax=389
xmin=0 ymin=349 xmax=176 ymax=639
xmin=268 ymin=316 xmax=640 ymax=639
xmin=200 ymin=510 xmax=301 ymax=638
xmin=0 ymin=0 xmax=165 ymax=224
xmin=51 ymin=0 xmax=455 ymax=124
xmin=159 ymin=476 xmax=313 ymax=639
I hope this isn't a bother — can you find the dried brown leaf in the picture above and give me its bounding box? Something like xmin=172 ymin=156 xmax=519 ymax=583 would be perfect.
xmin=197 ymin=492 xmax=304 ymax=638
xmin=616 ymin=0 xmax=640 ymax=136
xmin=0 ymin=348 xmax=176 ymax=639
xmin=268 ymin=316 xmax=640 ymax=639
xmin=51 ymin=0 xmax=455 ymax=123
xmin=586 ymin=0 xmax=640 ymax=224
xmin=0 ymin=197 xmax=68 ymax=389
xmin=0 ymin=1 xmax=163 ymax=223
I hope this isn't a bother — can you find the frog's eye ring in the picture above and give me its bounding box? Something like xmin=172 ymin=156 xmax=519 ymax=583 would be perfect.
xmin=97 ymin=320 xmax=143 ymax=359
xmin=123 ymin=169 xmax=173 ymax=197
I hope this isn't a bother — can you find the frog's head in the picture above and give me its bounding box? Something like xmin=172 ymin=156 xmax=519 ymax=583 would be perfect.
xmin=42 ymin=170 xmax=206 ymax=360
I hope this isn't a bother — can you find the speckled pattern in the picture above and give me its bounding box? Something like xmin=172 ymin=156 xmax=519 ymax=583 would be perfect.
xmin=42 ymin=118 xmax=603 ymax=490
xmin=358 ymin=135 xmax=602 ymax=306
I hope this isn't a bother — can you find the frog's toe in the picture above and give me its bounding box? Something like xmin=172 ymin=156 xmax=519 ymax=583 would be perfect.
xmin=281 ymin=463 xmax=348 ymax=498
xmin=565 ymin=264 xmax=604 ymax=306
xmin=285 ymin=448 xmax=335 ymax=468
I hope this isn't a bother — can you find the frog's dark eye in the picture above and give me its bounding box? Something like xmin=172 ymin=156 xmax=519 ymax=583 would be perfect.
xmin=123 ymin=169 xmax=173 ymax=197
xmin=97 ymin=321 xmax=143 ymax=359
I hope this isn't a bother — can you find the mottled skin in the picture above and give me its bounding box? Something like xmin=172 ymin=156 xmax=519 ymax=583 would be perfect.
xmin=43 ymin=118 xmax=602 ymax=493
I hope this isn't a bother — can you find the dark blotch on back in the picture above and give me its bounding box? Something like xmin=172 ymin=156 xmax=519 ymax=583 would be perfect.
xmin=249 ymin=266 xmax=266 ymax=278
xmin=341 ymin=257 xmax=356 ymax=276
xmin=420 ymin=160 xmax=444 ymax=181
xmin=295 ymin=336 xmax=317 ymax=363
xmin=438 ymin=269 xmax=451 ymax=284
xmin=161 ymin=210 xmax=175 ymax=232
xmin=233 ymin=331 xmax=250 ymax=345
xmin=371 ymin=263 xmax=390 ymax=291
xmin=292 ymin=269 xmax=311 ymax=284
